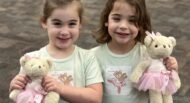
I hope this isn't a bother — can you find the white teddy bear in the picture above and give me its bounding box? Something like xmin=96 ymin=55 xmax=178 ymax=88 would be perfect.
xmin=130 ymin=31 xmax=181 ymax=103
xmin=9 ymin=55 xmax=60 ymax=103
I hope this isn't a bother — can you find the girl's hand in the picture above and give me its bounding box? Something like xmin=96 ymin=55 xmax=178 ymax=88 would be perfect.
xmin=9 ymin=74 xmax=30 ymax=92
xmin=42 ymin=75 xmax=62 ymax=93
xmin=164 ymin=56 xmax=178 ymax=71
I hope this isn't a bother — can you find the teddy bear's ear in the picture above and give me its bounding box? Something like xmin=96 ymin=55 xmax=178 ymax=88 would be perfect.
xmin=46 ymin=59 xmax=52 ymax=69
xmin=144 ymin=35 xmax=153 ymax=47
xmin=156 ymin=32 xmax=162 ymax=36
xmin=20 ymin=55 xmax=29 ymax=66
xmin=168 ymin=36 xmax=176 ymax=47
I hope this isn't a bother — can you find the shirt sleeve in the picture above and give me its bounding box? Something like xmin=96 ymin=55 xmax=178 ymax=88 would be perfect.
xmin=84 ymin=51 xmax=103 ymax=86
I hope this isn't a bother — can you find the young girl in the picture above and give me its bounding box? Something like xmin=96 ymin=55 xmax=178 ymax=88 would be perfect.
xmin=91 ymin=0 xmax=178 ymax=103
xmin=9 ymin=0 xmax=103 ymax=103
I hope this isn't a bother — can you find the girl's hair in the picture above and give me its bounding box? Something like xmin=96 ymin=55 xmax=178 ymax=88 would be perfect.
xmin=94 ymin=0 xmax=152 ymax=44
xmin=42 ymin=0 xmax=83 ymax=23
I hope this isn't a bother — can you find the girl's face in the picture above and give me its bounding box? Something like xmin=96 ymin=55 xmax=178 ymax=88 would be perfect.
xmin=106 ymin=1 xmax=139 ymax=45
xmin=42 ymin=3 xmax=81 ymax=50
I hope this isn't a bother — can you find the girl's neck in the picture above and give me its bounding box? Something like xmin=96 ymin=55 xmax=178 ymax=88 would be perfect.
xmin=46 ymin=44 xmax=75 ymax=59
xmin=107 ymin=40 xmax=136 ymax=55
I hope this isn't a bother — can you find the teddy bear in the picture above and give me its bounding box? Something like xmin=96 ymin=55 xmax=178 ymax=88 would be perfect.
xmin=9 ymin=55 xmax=60 ymax=103
xmin=130 ymin=31 xmax=181 ymax=103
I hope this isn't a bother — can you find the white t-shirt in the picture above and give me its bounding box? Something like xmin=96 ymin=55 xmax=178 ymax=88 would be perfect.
xmin=21 ymin=45 xmax=103 ymax=103
xmin=91 ymin=42 xmax=149 ymax=103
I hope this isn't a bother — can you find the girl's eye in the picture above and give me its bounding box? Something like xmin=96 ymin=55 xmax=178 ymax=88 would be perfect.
xmin=128 ymin=18 xmax=137 ymax=24
xmin=68 ymin=22 xmax=77 ymax=28
xmin=129 ymin=19 xmax=135 ymax=23
xmin=112 ymin=17 xmax=120 ymax=21
xmin=128 ymin=16 xmax=137 ymax=25
xmin=53 ymin=22 xmax=62 ymax=26
xmin=51 ymin=19 xmax=62 ymax=27
xmin=69 ymin=22 xmax=77 ymax=26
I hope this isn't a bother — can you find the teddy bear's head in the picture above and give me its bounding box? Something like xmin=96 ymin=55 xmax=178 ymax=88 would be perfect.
xmin=144 ymin=31 xmax=176 ymax=59
xmin=20 ymin=55 xmax=52 ymax=79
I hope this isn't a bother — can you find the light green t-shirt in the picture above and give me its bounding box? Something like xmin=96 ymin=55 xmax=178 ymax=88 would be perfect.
xmin=23 ymin=45 xmax=103 ymax=103
xmin=91 ymin=42 xmax=149 ymax=103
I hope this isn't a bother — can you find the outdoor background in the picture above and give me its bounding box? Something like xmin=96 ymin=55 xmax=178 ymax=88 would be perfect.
xmin=0 ymin=0 xmax=189 ymax=103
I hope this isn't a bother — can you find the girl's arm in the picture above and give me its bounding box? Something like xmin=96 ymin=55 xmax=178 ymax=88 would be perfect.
xmin=42 ymin=75 xmax=102 ymax=103
xmin=59 ymin=83 xmax=102 ymax=103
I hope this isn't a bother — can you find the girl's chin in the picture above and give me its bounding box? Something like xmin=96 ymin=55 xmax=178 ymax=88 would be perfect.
xmin=116 ymin=38 xmax=131 ymax=43
xmin=57 ymin=43 xmax=74 ymax=49
xmin=57 ymin=44 xmax=70 ymax=49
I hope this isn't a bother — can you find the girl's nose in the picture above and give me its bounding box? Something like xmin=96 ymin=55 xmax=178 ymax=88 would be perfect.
xmin=120 ymin=22 xmax=129 ymax=30
xmin=60 ymin=27 xmax=69 ymax=35
xmin=60 ymin=31 xmax=68 ymax=35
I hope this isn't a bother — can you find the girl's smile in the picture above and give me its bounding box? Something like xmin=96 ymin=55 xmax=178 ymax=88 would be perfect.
xmin=57 ymin=34 xmax=71 ymax=43
xmin=57 ymin=36 xmax=70 ymax=43
xmin=115 ymin=31 xmax=130 ymax=37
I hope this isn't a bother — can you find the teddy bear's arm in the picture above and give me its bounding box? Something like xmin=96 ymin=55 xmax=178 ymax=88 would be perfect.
xmin=129 ymin=60 xmax=151 ymax=83
xmin=9 ymin=89 xmax=22 ymax=101
xmin=174 ymin=78 xmax=181 ymax=90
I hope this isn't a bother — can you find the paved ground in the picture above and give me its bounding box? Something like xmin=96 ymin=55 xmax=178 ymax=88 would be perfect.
xmin=0 ymin=0 xmax=189 ymax=103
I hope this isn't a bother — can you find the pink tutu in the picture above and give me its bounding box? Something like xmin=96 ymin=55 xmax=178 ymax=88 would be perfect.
xmin=16 ymin=87 xmax=47 ymax=103
xmin=137 ymin=70 xmax=179 ymax=94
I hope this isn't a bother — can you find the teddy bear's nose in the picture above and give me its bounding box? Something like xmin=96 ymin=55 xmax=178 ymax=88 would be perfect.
xmin=163 ymin=45 xmax=166 ymax=48
xmin=39 ymin=66 xmax=41 ymax=68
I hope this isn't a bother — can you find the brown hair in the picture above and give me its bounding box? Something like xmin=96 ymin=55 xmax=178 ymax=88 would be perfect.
xmin=42 ymin=0 xmax=83 ymax=23
xmin=94 ymin=0 xmax=152 ymax=44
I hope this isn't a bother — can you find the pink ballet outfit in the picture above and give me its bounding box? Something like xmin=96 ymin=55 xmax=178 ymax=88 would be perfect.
xmin=16 ymin=86 xmax=47 ymax=103
xmin=137 ymin=59 xmax=179 ymax=94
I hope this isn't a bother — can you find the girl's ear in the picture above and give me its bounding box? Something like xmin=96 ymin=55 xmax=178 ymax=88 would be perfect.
xmin=40 ymin=17 xmax=47 ymax=29
xmin=105 ymin=22 xmax=108 ymax=27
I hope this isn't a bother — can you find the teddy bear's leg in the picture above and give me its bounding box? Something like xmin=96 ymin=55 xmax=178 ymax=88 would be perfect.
xmin=149 ymin=90 xmax=163 ymax=103
xmin=163 ymin=94 xmax=173 ymax=103
xmin=9 ymin=89 xmax=21 ymax=101
xmin=44 ymin=91 xmax=60 ymax=103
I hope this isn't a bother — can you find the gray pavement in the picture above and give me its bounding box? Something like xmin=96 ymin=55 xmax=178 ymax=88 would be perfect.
xmin=0 ymin=0 xmax=189 ymax=103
